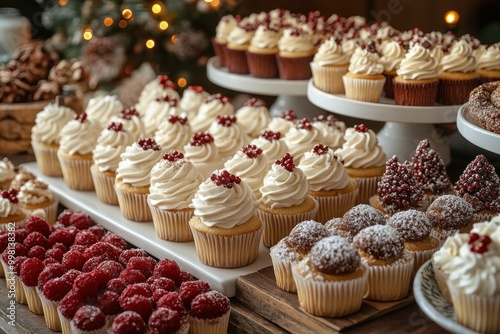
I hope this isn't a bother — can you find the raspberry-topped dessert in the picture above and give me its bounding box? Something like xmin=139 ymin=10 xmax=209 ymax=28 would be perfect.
xmin=235 ymin=97 xmax=271 ymax=138
xmin=293 ymin=236 xmax=368 ymax=317
xmin=143 ymin=94 xmax=180 ymax=137
xmin=189 ymin=290 xmax=231 ymax=333
xmin=250 ymin=130 xmax=289 ymax=169
xmin=0 ymin=188 xmax=26 ymax=229
xmin=183 ymin=132 xmax=224 ymax=180
xmin=208 ymin=115 xmax=249 ymax=159
xmin=110 ymin=106 xmax=145 ymax=140
xmin=112 ymin=311 xmax=147 ymax=334
xmin=283 ymin=118 xmax=324 ymax=162
xmin=19 ymin=257 xmax=45 ymax=314
xmin=135 ymin=75 xmax=180 ymax=116
xmin=148 ymin=307 xmax=189 ymax=334
xmin=267 ymin=109 xmax=298 ymax=135
xmin=311 ymin=115 xmax=346 ymax=149
xmin=190 ymin=93 xmax=234 ymax=133
xmin=85 ymin=94 xmax=124 ymax=130
xmin=153 ymin=114 xmax=192 ymax=152
xmin=70 ymin=305 xmax=106 ymax=334
xmin=178 ymin=85 xmax=210 ymax=120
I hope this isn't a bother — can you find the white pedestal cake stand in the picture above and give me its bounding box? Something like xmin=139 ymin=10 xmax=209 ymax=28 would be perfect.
xmin=206 ymin=57 xmax=325 ymax=118
xmin=456 ymin=103 xmax=500 ymax=155
xmin=307 ymin=80 xmax=461 ymax=165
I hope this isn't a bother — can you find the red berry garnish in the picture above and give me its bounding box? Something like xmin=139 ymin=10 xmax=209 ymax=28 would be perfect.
xmin=1 ymin=188 xmax=18 ymax=204
xmin=275 ymin=153 xmax=295 ymax=172
xmin=48 ymin=229 xmax=74 ymax=248
xmin=188 ymin=85 xmax=204 ymax=93
xmin=14 ymin=229 xmax=28 ymax=243
xmin=156 ymin=94 xmax=178 ymax=106
xmin=354 ymin=124 xmax=368 ymax=133
xmin=57 ymin=209 xmax=74 ymax=226
xmin=244 ymin=97 xmax=266 ymax=107
xmin=59 ymin=291 xmax=85 ymax=320
xmin=72 ymin=305 xmax=106 ymax=331
xmin=148 ymin=308 xmax=183 ymax=333
xmin=178 ymin=280 xmax=211 ymax=309
xmin=158 ymin=75 xmax=176 ymax=89
xmin=62 ymin=250 xmax=87 ymax=271
xmin=75 ymin=113 xmax=87 ymax=123
xmin=120 ymin=283 xmax=152 ymax=303
xmin=69 ymin=210 xmax=94 ymax=229
xmin=280 ymin=109 xmax=297 ymax=121
xmin=190 ymin=290 xmax=231 ymax=319
xmin=189 ymin=132 xmax=214 ymax=146
xmin=216 ymin=115 xmax=237 ymax=127
xmin=97 ymin=290 xmax=122 ymax=316
xmin=19 ymin=257 xmax=45 ymax=287
xmin=167 ymin=115 xmax=188 ymax=125
xmin=468 ymin=233 xmax=480 ymax=244
xmin=312 ymin=144 xmax=330 ymax=155
xmin=73 ymin=272 xmax=100 ymax=298
xmin=242 ymin=144 xmax=263 ymax=159
xmin=61 ymin=269 xmax=82 ymax=285
xmin=37 ymin=263 xmax=64 ymax=291
xmin=88 ymin=225 xmax=107 ymax=239
xmin=137 ymin=138 xmax=161 ymax=151
xmin=162 ymin=150 xmax=184 ymax=162
xmin=210 ymin=170 xmax=241 ymax=189
xmin=119 ymin=248 xmax=148 ymax=265
xmin=296 ymin=118 xmax=313 ymax=131
xmin=2 ymin=243 xmax=27 ymax=263
xmin=25 ymin=215 xmax=51 ymax=237
xmin=120 ymin=107 xmax=140 ymax=120
xmin=157 ymin=291 xmax=186 ymax=316
xmin=42 ymin=277 xmax=72 ymax=301
xmin=469 ymin=233 xmax=492 ymax=254
xmin=107 ymin=122 xmax=124 ymax=132
xmin=112 ymin=311 xmax=147 ymax=334
xmin=74 ymin=230 xmax=99 ymax=247
xmin=95 ymin=260 xmax=124 ymax=283
xmin=106 ymin=278 xmax=128 ymax=295
xmin=84 ymin=242 xmax=122 ymax=262
xmin=127 ymin=256 xmax=157 ymax=278
xmin=205 ymin=93 xmax=230 ymax=104
xmin=261 ymin=130 xmax=281 ymax=141
xmin=313 ymin=114 xmax=340 ymax=127
xmin=27 ymin=245 xmax=46 ymax=260
xmin=175 ymin=269 xmax=194 ymax=286
xmin=23 ymin=231 xmax=50 ymax=249
xmin=101 ymin=233 xmax=128 ymax=250
xmin=149 ymin=277 xmax=176 ymax=292
xmin=119 ymin=268 xmax=146 ymax=284
xmin=120 ymin=295 xmax=153 ymax=322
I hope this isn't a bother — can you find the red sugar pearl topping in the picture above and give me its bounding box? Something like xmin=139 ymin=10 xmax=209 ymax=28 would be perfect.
xmin=190 ymin=132 xmax=214 ymax=146
xmin=261 ymin=130 xmax=282 ymax=141
xmin=313 ymin=114 xmax=338 ymax=127
xmin=205 ymin=93 xmax=230 ymax=104
xmin=468 ymin=233 xmax=492 ymax=254
xmin=137 ymin=138 xmax=161 ymax=151
xmin=312 ymin=144 xmax=330 ymax=155
xmin=242 ymin=144 xmax=263 ymax=159
xmin=280 ymin=109 xmax=297 ymax=121
xmin=158 ymin=75 xmax=176 ymax=89
xmin=1 ymin=189 xmax=18 ymax=204
xmin=75 ymin=113 xmax=87 ymax=123
xmin=120 ymin=107 xmax=139 ymax=119
xmin=354 ymin=124 xmax=368 ymax=132
xmin=156 ymin=94 xmax=178 ymax=106
xmin=188 ymin=85 xmax=204 ymax=93
xmin=216 ymin=115 xmax=237 ymax=127
xmin=163 ymin=151 xmax=184 ymax=162
xmin=167 ymin=115 xmax=188 ymax=125
xmin=296 ymin=118 xmax=313 ymax=131
xmin=107 ymin=122 xmax=124 ymax=132
xmin=275 ymin=153 xmax=295 ymax=172
xmin=210 ymin=170 xmax=241 ymax=189
xmin=244 ymin=97 xmax=266 ymax=107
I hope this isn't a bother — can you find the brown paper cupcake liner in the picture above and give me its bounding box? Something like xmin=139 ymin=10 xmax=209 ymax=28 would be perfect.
xmin=57 ymin=309 xmax=72 ymax=334
xmin=57 ymin=152 xmax=94 ymax=190
xmin=393 ymin=80 xmax=439 ymax=106
xmin=31 ymin=141 xmax=63 ymax=177
xmin=22 ymin=283 xmax=44 ymax=315
xmin=310 ymin=62 xmax=349 ymax=94
xmin=211 ymin=37 xmax=226 ymax=67
xmin=276 ymin=54 xmax=313 ymax=80
xmin=383 ymin=72 xmax=396 ymax=98
xmin=245 ymin=51 xmax=279 ymax=78
xmin=437 ymin=78 xmax=479 ymax=105
xmin=342 ymin=75 xmax=386 ymax=102
xmin=148 ymin=201 xmax=194 ymax=242
xmin=38 ymin=290 xmax=62 ymax=331
xmin=223 ymin=46 xmax=249 ymax=74
xmin=91 ymin=165 xmax=118 ymax=205
xmin=353 ymin=175 xmax=381 ymax=205
xmin=311 ymin=189 xmax=358 ymax=223
xmin=189 ymin=220 xmax=263 ymax=268
xmin=292 ymin=263 xmax=368 ymax=317
xmin=188 ymin=310 xmax=231 ymax=334
xmin=114 ymin=185 xmax=152 ymax=222
xmin=270 ymin=252 xmax=298 ymax=293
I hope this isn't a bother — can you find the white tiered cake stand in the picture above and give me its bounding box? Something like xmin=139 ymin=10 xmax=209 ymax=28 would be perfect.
xmin=456 ymin=102 xmax=500 ymax=155
xmin=307 ymin=80 xmax=461 ymax=165
xmin=206 ymin=57 xmax=325 ymax=118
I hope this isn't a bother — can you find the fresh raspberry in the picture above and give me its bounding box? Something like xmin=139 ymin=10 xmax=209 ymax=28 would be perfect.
xmin=42 ymin=277 xmax=72 ymax=301
xmin=23 ymin=231 xmax=50 ymax=249
xmin=119 ymin=268 xmax=146 ymax=284
xmin=119 ymin=283 xmax=152 ymax=304
xmin=96 ymin=260 xmax=124 ymax=281
xmin=70 ymin=244 xmax=87 ymax=254
xmin=57 ymin=209 xmax=73 ymax=226
xmin=119 ymin=248 xmax=148 ymax=265
xmin=205 ymin=93 xmax=230 ymax=104
xmin=152 ymin=289 xmax=168 ymax=303
xmin=74 ymin=230 xmax=99 ymax=247
xmin=2 ymin=243 xmax=28 ymax=263
xmin=106 ymin=278 xmax=128 ymax=295
xmin=14 ymin=229 xmax=29 ymax=243
xmin=82 ymin=256 xmax=105 ymax=272
xmin=101 ymin=233 xmax=128 ymax=250
xmin=72 ymin=305 xmax=106 ymax=331
xmin=25 ymin=216 xmax=51 ymax=237
xmin=178 ymin=280 xmax=211 ymax=309
xmin=64 ymin=226 xmax=80 ymax=240
xmin=45 ymin=247 xmax=64 ymax=262
xmin=58 ymin=291 xmax=85 ymax=320
xmin=275 ymin=153 xmax=295 ymax=172
xmin=69 ymin=210 xmax=95 ymax=229
xmin=148 ymin=308 xmax=183 ymax=334
xmin=43 ymin=258 xmax=59 ymax=267
xmin=72 ymin=272 xmax=100 ymax=299
xmin=1 ymin=189 xmax=18 ymax=204
xmin=216 ymin=115 xmax=237 ymax=127
xmin=312 ymin=143 xmax=330 ymax=156
xmin=51 ymin=242 xmax=68 ymax=253
xmin=84 ymin=242 xmax=122 ymax=262
xmin=62 ymin=250 xmax=87 ymax=271
xmin=148 ymin=277 xmax=176 ymax=292
xmin=138 ymin=138 xmax=161 ymax=151
xmin=242 ymin=144 xmax=263 ymax=159
xmin=126 ymin=256 xmax=157 ymax=278
xmin=175 ymin=269 xmax=194 ymax=286
xmin=19 ymin=257 xmax=44 ymax=287
xmin=112 ymin=311 xmax=146 ymax=334
xmin=88 ymin=225 xmax=107 ymax=239
xmin=107 ymin=122 xmax=124 ymax=132
xmin=152 ymin=258 xmax=181 ymax=282
xmin=50 ymin=222 xmax=66 ymax=231
xmin=48 ymin=229 xmax=74 ymax=248
xmin=12 ymin=256 xmax=27 ymax=275
xmin=296 ymin=118 xmax=313 ymax=131
xmin=97 ymin=291 xmax=122 ymax=316
xmin=354 ymin=124 xmax=368 ymax=133
xmin=156 ymin=291 xmax=186 ymax=316
xmin=61 ymin=269 xmax=82 ymax=285
xmin=190 ymin=290 xmax=231 ymax=319
xmin=167 ymin=115 xmax=188 ymax=125
xmin=37 ymin=263 xmax=64 ymax=291
xmin=27 ymin=245 xmax=46 ymax=260
xmin=120 ymin=295 xmax=153 ymax=321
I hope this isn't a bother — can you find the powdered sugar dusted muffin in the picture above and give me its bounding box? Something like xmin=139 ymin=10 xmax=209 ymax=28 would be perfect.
xmin=235 ymin=98 xmax=271 ymax=138
xmin=426 ymin=194 xmax=474 ymax=240
xmin=85 ymin=94 xmax=124 ymax=129
xmin=208 ymin=115 xmax=250 ymax=160
xmin=311 ymin=115 xmax=345 ymax=150
xmin=249 ymin=130 xmax=288 ymax=170
xmin=143 ymin=95 xmax=180 ymax=137
xmin=342 ymin=204 xmax=386 ymax=239
xmin=293 ymin=236 xmax=368 ymax=317
xmin=283 ymin=118 xmax=324 ymax=163
xmin=110 ymin=106 xmax=145 ymax=141
xmin=190 ymin=93 xmax=234 ymax=134
xmin=267 ymin=109 xmax=297 ymax=135
xmin=135 ymin=75 xmax=180 ymax=116
xmin=183 ymin=133 xmax=224 ymax=180
xmin=154 ymin=115 xmax=192 ymax=152
xmin=178 ymin=85 xmax=210 ymax=120
xmin=353 ymin=224 xmax=414 ymax=301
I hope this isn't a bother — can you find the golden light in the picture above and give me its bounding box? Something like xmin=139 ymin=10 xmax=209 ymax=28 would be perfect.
xmin=171 ymin=35 xmax=178 ymax=43
xmin=152 ymin=4 xmax=162 ymax=14
xmin=58 ymin=0 xmax=68 ymax=6
xmin=177 ymin=78 xmax=187 ymax=88
xmin=159 ymin=21 xmax=169 ymax=30
xmin=444 ymin=10 xmax=459 ymax=25
xmin=83 ymin=29 xmax=93 ymax=41
xmin=210 ymin=0 xmax=220 ymax=8
xmin=119 ymin=19 xmax=128 ymax=28
xmin=204 ymin=0 xmax=213 ymax=2
xmin=146 ymin=39 xmax=156 ymax=49
xmin=104 ymin=17 xmax=113 ymax=27
xmin=122 ymin=9 xmax=133 ymax=19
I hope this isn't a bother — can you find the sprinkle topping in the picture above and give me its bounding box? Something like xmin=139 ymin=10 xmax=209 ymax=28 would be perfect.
xmin=354 ymin=124 xmax=367 ymax=133
xmin=310 ymin=236 xmax=360 ymax=275
xmin=120 ymin=107 xmax=140 ymax=120
xmin=1 ymin=189 xmax=18 ymax=204
xmin=468 ymin=233 xmax=491 ymax=254
xmin=279 ymin=109 xmax=297 ymax=121
xmin=137 ymin=138 xmax=161 ymax=151
xmin=107 ymin=122 xmax=124 ymax=132
xmin=167 ymin=115 xmax=188 ymax=125
xmin=188 ymin=85 xmax=204 ymax=93
xmin=296 ymin=118 xmax=313 ymax=131
xmin=275 ymin=153 xmax=295 ymax=172
xmin=75 ymin=113 xmax=87 ymax=123
xmin=312 ymin=144 xmax=330 ymax=156
xmin=244 ymin=98 xmax=266 ymax=107
xmin=216 ymin=115 xmax=237 ymax=127
xmin=162 ymin=151 xmax=184 ymax=162
xmin=210 ymin=170 xmax=241 ymax=189
xmin=190 ymin=132 xmax=214 ymax=146
xmin=261 ymin=130 xmax=281 ymax=141
xmin=158 ymin=75 xmax=176 ymax=89
xmin=242 ymin=145 xmax=262 ymax=159
xmin=205 ymin=93 xmax=230 ymax=104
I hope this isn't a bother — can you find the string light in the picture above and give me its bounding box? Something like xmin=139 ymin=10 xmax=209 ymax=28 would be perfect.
xmin=119 ymin=19 xmax=128 ymax=28
xmin=104 ymin=17 xmax=113 ymax=27
xmin=146 ymin=39 xmax=155 ymax=48
xmin=58 ymin=0 xmax=68 ymax=6
xmin=159 ymin=21 xmax=169 ymax=30
xmin=152 ymin=4 xmax=162 ymax=14
xmin=444 ymin=10 xmax=459 ymax=25
xmin=83 ymin=29 xmax=93 ymax=41
xmin=122 ymin=9 xmax=133 ymax=20
xmin=210 ymin=0 xmax=220 ymax=8
xmin=177 ymin=78 xmax=187 ymax=87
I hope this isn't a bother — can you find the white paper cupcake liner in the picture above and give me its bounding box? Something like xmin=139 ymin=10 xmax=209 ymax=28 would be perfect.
xmin=57 ymin=308 xmax=72 ymax=334
xmin=114 ymin=185 xmax=151 ymax=222
xmin=432 ymin=261 xmax=451 ymax=303
xmin=24 ymin=199 xmax=58 ymax=226
xmin=1 ymin=259 xmax=27 ymax=304
xmin=353 ymin=175 xmax=382 ymax=205
xmin=32 ymin=141 xmax=63 ymax=177
xmin=148 ymin=201 xmax=194 ymax=242
xmin=22 ymin=284 xmax=44 ymax=314
xmin=312 ymin=189 xmax=358 ymax=223
xmin=270 ymin=252 xmax=298 ymax=293
xmin=408 ymin=246 xmax=439 ymax=280
xmin=188 ymin=310 xmax=231 ymax=334
xmin=57 ymin=151 xmax=94 ymax=191
xmin=70 ymin=321 xmax=107 ymax=334
xmin=342 ymin=75 xmax=386 ymax=103
xmin=310 ymin=62 xmax=349 ymax=94
xmin=38 ymin=289 xmax=62 ymax=331
xmin=91 ymin=166 xmax=118 ymax=205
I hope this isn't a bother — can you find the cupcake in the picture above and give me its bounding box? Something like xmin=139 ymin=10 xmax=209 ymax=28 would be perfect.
xmin=148 ymin=307 xmax=189 ymax=334
xmin=234 ymin=98 xmax=271 ymax=139
xmin=189 ymin=169 xmax=263 ymax=268
xmin=276 ymin=27 xmax=315 ymax=80
xmin=343 ymin=44 xmax=386 ymax=103
xmin=148 ymin=151 xmax=203 ymax=242
xmin=270 ymin=220 xmax=330 ymax=293
xmin=208 ymin=115 xmax=250 ymax=160
xmin=112 ymin=311 xmax=147 ymax=334
xmin=154 ymin=115 xmax=192 ymax=152
xmin=341 ymin=204 xmax=386 ymax=241
xmin=57 ymin=113 xmax=101 ymax=191
xmin=0 ymin=189 xmax=27 ymax=230
xmin=224 ymin=22 xmax=255 ymax=74
xmin=283 ymin=118 xmax=323 ymax=163
xmin=310 ymin=36 xmax=350 ymax=94
xmin=267 ymin=109 xmax=298 ymax=136
xmin=31 ymin=102 xmax=76 ymax=176
xmin=178 ymin=85 xmax=210 ymax=121
xmin=18 ymin=179 xmax=58 ymax=224
xmin=85 ymin=94 xmax=124 ymax=129
xmin=0 ymin=158 xmax=16 ymax=190
xmin=378 ymin=40 xmax=406 ymax=98
xmin=335 ymin=124 xmax=387 ymax=204
xmin=58 ymin=292 xmax=86 ymax=334
xmin=135 ymin=75 xmax=179 ymax=116
xmin=9 ymin=168 xmax=37 ymax=191
xmin=393 ymin=43 xmax=439 ymax=106
xmin=257 ymin=153 xmax=318 ymax=248
xmin=188 ymin=290 xmax=231 ymax=334
xmin=40 ymin=276 xmax=73 ymax=331
xmin=91 ymin=122 xmax=135 ymax=205
xmin=437 ymin=40 xmax=479 ymax=105
xmin=324 ymin=217 xmax=353 ymax=241
xmin=298 ymin=144 xmax=358 ymax=222
xmin=426 ymin=194 xmax=474 ymax=240
xmin=109 ymin=106 xmax=146 ymax=141
xmin=19 ymin=258 xmax=45 ymax=314
xmin=369 ymin=155 xmax=426 ymax=215
xmin=292 ymin=236 xmax=368 ymax=316
xmin=246 ymin=23 xmax=281 ymax=78
xmin=224 ymin=144 xmax=268 ymax=200
xmin=70 ymin=305 xmax=107 ymax=334
xmin=213 ymin=15 xmax=239 ymax=67
xmin=115 ymin=138 xmax=164 ymax=222
xmin=190 ymin=93 xmax=234 ymax=134
xmin=311 ymin=115 xmax=346 ymax=150
xmin=249 ymin=130 xmax=288 ymax=170
xmin=143 ymin=95 xmax=180 ymax=137
xmin=476 ymin=44 xmax=500 ymax=83
xmin=353 ymin=225 xmax=414 ymax=301
xmin=183 ymin=133 xmax=224 ymax=180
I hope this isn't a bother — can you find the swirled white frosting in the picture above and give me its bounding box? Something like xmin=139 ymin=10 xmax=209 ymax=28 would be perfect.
xmin=59 ymin=117 xmax=102 ymax=156
xmin=335 ymin=128 xmax=387 ymax=169
xmin=208 ymin=120 xmax=249 ymax=159
xmin=283 ymin=126 xmax=324 ymax=162
xmin=93 ymin=126 xmax=135 ymax=172
xmin=0 ymin=158 xmax=15 ymax=183
xmin=190 ymin=98 xmax=234 ymax=133
xmin=191 ymin=170 xmax=256 ymax=228
xmin=224 ymin=148 xmax=268 ymax=200
xmin=136 ymin=80 xmax=180 ymax=116
xmin=143 ymin=99 xmax=179 ymax=137
xmin=31 ymin=103 xmax=76 ymax=144
xmin=396 ymin=44 xmax=438 ymax=80
xmin=154 ymin=120 xmax=192 ymax=152
xmin=18 ymin=179 xmax=53 ymax=206
xmin=312 ymin=37 xmax=349 ymax=67
xmin=477 ymin=45 xmax=500 ymax=71
xmin=379 ymin=41 xmax=406 ymax=72
xmin=178 ymin=88 xmax=209 ymax=120
xmin=432 ymin=233 xmax=468 ymax=269
xmin=85 ymin=95 xmax=123 ymax=129
xmin=348 ymin=47 xmax=384 ymax=75
xmin=278 ymin=28 xmax=314 ymax=54
xmin=311 ymin=120 xmax=345 ymax=149
xmin=249 ymin=24 xmax=281 ymax=51
xmin=0 ymin=196 xmax=23 ymax=218
xmin=267 ymin=117 xmax=295 ymax=135
xmin=440 ymin=40 xmax=477 ymax=73
xmin=235 ymin=104 xmax=271 ymax=138
xmin=215 ymin=15 xmax=238 ymax=44
xmin=249 ymin=135 xmax=289 ymax=169
xmin=227 ymin=24 xmax=255 ymax=48
xmin=183 ymin=140 xmax=223 ymax=179
xmin=116 ymin=142 xmax=164 ymax=187
xmin=110 ymin=113 xmax=145 ymax=141
xmin=471 ymin=216 xmax=500 ymax=244
xmin=342 ymin=38 xmax=359 ymax=59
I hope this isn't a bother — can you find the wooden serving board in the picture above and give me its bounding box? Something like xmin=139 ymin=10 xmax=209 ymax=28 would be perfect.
xmin=236 ymin=266 xmax=414 ymax=333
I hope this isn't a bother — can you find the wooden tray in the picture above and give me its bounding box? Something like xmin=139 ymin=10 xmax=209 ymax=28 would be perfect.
xmin=236 ymin=266 xmax=414 ymax=333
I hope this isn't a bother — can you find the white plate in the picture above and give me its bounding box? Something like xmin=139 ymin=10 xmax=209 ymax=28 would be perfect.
xmin=413 ymin=260 xmax=477 ymax=334
xmin=22 ymin=162 xmax=272 ymax=297
xmin=456 ymin=103 xmax=500 ymax=155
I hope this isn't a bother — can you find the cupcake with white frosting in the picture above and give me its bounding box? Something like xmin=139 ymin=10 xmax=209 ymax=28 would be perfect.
xmin=208 ymin=115 xmax=249 ymax=160
xmin=178 ymin=85 xmax=210 ymax=120
xmin=135 ymin=75 xmax=179 ymax=116
xmin=190 ymin=93 xmax=234 ymax=134
xmin=234 ymin=98 xmax=271 ymax=139
xmin=250 ymin=130 xmax=288 ymax=170
xmin=154 ymin=115 xmax=192 ymax=152
xmin=85 ymin=94 xmax=123 ymax=129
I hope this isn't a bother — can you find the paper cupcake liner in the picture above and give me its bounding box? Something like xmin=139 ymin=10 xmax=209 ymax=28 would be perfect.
xmin=257 ymin=199 xmax=319 ymax=248
xmin=245 ymin=51 xmax=279 ymax=78
xmin=393 ymin=80 xmax=439 ymax=106
xmin=211 ymin=37 xmax=226 ymax=67
xmin=353 ymin=175 xmax=381 ymax=205
xmin=148 ymin=201 xmax=194 ymax=242
xmin=0 ymin=179 xmax=12 ymax=191
xmin=114 ymin=185 xmax=152 ymax=222
xmin=270 ymin=252 xmax=298 ymax=293
xmin=311 ymin=189 xmax=358 ymax=223
xmin=310 ymin=62 xmax=349 ymax=94
xmin=383 ymin=72 xmax=396 ymax=98
xmin=437 ymin=78 xmax=479 ymax=105
xmin=448 ymin=283 xmax=500 ymax=334
xmin=276 ymin=54 xmax=313 ymax=80
xmin=189 ymin=220 xmax=263 ymax=268
xmin=91 ymin=166 xmax=118 ymax=205
xmin=70 ymin=321 xmax=107 ymax=334
xmin=188 ymin=310 xmax=231 ymax=334
xmin=0 ymin=214 xmax=27 ymax=231
xmin=31 ymin=141 xmax=63 ymax=177
xmin=24 ymin=200 xmax=58 ymax=226
xmin=342 ymin=75 xmax=386 ymax=103
xmin=292 ymin=262 xmax=368 ymax=317
xmin=57 ymin=308 xmax=72 ymax=334
xmin=57 ymin=151 xmax=94 ymax=191
xmin=408 ymin=246 xmax=438 ymax=280
xmin=22 ymin=284 xmax=44 ymax=314
xmin=38 ymin=290 xmax=62 ymax=331
xmin=1 ymin=260 xmax=27 ymax=304
xmin=432 ymin=261 xmax=452 ymax=303
xmin=364 ymin=252 xmax=414 ymax=301
xmin=223 ymin=46 xmax=249 ymax=74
